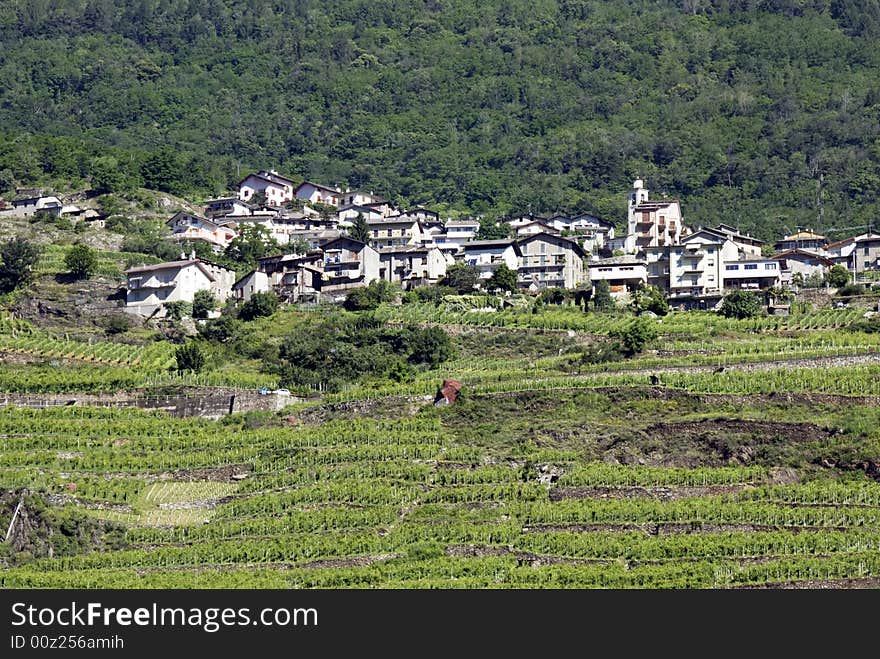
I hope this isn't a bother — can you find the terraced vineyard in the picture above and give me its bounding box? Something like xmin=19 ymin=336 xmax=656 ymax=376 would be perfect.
xmin=1 ymin=302 xmax=879 ymax=588
xmin=1 ymin=383 xmax=879 ymax=588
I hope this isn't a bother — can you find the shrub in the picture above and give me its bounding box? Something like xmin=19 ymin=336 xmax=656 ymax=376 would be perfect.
xmin=539 ymin=287 xmax=567 ymax=305
xmin=486 ymin=264 xmax=518 ymax=292
xmin=826 ymin=265 xmax=850 ymax=288
xmin=0 ymin=237 xmax=42 ymax=293
xmin=198 ymin=314 xmax=240 ymax=342
xmin=575 ymin=341 xmax=624 ymax=366
xmin=163 ymin=300 xmax=192 ymax=320
xmin=406 ymin=327 xmax=456 ymax=367
xmin=441 ymin=262 xmax=479 ymax=294
xmin=719 ymin=290 xmax=762 ymax=319
xmin=847 ymin=317 xmax=880 ymax=334
xmin=192 ymin=289 xmax=216 ymax=319
xmin=175 ymin=342 xmax=205 ymax=374
xmin=836 ymin=283 xmax=866 ymax=297
xmin=611 ymin=318 xmax=658 ymax=356
xmin=343 ymin=280 xmax=396 ymax=311
xmin=64 ymin=243 xmax=98 ymax=279
xmin=238 ymin=292 xmax=279 ymax=321
xmin=103 ymin=315 xmax=131 ymax=335
xmin=630 ymin=284 xmax=669 ymax=316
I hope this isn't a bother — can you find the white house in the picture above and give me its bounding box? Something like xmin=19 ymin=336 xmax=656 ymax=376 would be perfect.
xmin=237 ymin=170 xmax=297 ymax=205
xmin=556 ymin=213 xmax=616 ymax=253
xmin=722 ymin=258 xmax=781 ymax=290
xmin=336 ymin=204 xmax=385 ymax=226
xmin=516 ymin=221 xmax=561 ymax=237
xmin=367 ymin=216 xmax=424 ymax=248
xmin=378 ymin=245 xmax=448 ymax=287
xmin=588 ymin=256 xmax=648 ymax=297
xmin=204 ymin=197 xmax=254 ymax=220
xmin=232 ymin=270 xmax=271 ymax=302
xmin=624 ymin=179 xmax=685 ymax=254
xmin=124 ymin=257 xmax=236 ymax=317
xmin=166 ymin=211 xmax=237 ymax=252
xmin=712 ymin=224 xmax=764 ymax=258
xmin=296 ymin=182 xmax=383 ymax=208
xmin=516 ymin=233 xmax=587 ymax=290
xmin=319 ymin=237 xmax=381 ymax=292
xmin=444 ymin=220 xmax=480 ymax=243
xmin=0 ymin=195 xmax=64 ymax=218
xmin=461 ymin=239 xmax=522 ymax=280
xmin=853 ymin=234 xmax=880 ymax=275
xmin=774 ymin=230 xmax=828 ymax=254
xmin=772 ymin=249 xmax=834 ymax=285
xmin=665 ymin=230 xmax=737 ymax=299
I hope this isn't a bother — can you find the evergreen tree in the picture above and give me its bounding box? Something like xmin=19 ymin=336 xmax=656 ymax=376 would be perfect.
xmin=348 ymin=213 xmax=371 ymax=244
xmin=593 ymin=280 xmax=613 ymax=310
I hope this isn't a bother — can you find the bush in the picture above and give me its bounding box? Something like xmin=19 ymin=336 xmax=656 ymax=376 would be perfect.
xmin=826 ymin=265 xmax=850 ymax=288
xmin=836 ymin=284 xmax=866 ymax=297
xmin=486 ymin=264 xmax=518 ymax=292
xmin=198 ymin=314 xmax=240 ymax=342
xmin=238 ymin=292 xmax=279 ymax=321
xmin=103 ymin=315 xmax=131 ymax=335
xmin=719 ymin=290 xmax=762 ymax=319
xmin=847 ymin=317 xmax=880 ymax=334
xmin=0 ymin=237 xmax=42 ymax=293
xmin=192 ymin=289 xmax=216 ymax=319
xmin=343 ymin=280 xmax=396 ymax=311
xmin=406 ymin=327 xmax=456 ymax=367
xmin=163 ymin=300 xmax=192 ymax=320
xmin=630 ymin=284 xmax=669 ymax=316
xmin=441 ymin=262 xmax=479 ymax=294
xmin=175 ymin=342 xmax=205 ymax=374
xmin=539 ymin=287 xmax=567 ymax=305
xmin=575 ymin=341 xmax=624 ymax=366
xmin=403 ymin=285 xmax=455 ymax=305
xmin=611 ymin=318 xmax=658 ymax=356
xmin=64 ymin=243 xmax=97 ymax=279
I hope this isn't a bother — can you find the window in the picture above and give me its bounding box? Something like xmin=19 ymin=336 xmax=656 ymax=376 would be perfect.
xmin=744 ymin=264 xmax=758 ymax=270
xmin=865 ymin=246 xmax=870 ymax=255
xmin=765 ymin=263 xmax=776 ymax=270
xmin=707 ymin=248 xmax=715 ymax=254
xmin=726 ymin=265 xmax=739 ymax=271
xmin=707 ymin=261 xmax=714 ymax=267
xmin=708 ymin=275 xmax=715 ymax=282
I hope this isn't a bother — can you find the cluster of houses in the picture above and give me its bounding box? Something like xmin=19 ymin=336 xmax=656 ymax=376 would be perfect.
xmin=123 ymin=170 xmax=617 ymax=316
xmin=0 ymin=190 xmax=102 ymax=222
xmin=5 ymin=170 xmax=865 ymax=317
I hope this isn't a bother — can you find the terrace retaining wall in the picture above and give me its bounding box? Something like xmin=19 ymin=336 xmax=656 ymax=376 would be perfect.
xmin=0 ymin=389 xmax=294 ymax=419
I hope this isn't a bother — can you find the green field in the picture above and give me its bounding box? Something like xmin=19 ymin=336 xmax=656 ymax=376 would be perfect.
xmin=1 ymin=298 xmax=879 ymax=588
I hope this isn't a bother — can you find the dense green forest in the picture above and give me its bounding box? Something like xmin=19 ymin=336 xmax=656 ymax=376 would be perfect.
xmin=1 ymin=1 xmax=880 ymax=238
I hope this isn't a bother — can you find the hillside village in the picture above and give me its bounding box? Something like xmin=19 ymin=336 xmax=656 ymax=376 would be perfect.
xmin=2 ymin=172 xmax=878 ymax=318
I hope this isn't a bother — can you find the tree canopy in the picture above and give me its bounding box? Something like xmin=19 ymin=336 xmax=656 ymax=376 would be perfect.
xmin=2 ymin=3 xmax=880 ymax=240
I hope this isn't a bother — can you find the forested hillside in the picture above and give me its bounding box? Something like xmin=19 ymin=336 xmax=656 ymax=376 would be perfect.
xmin=2 ymin=0 xmax=880 ymax=238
